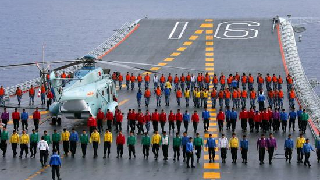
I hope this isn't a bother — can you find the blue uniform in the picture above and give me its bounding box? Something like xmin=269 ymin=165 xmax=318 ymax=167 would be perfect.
xmin=230 ymin=111 xmax=237 ymax=120
xmin=303 ymin=143 xmax=314 ymax=153
xmin=21 ymin=112 xmax=28 ymax=121
xmin=186 ymin=142 xmax=193 ymax=152
xmin=70 ymin=132 xmax=79 ymax=142
xmin=280 ymin=112 xmax=288 ymax=121
xmin=284 ymin=138 xmax=294 ymax=149
xmin=289 ymin=111 xmax=297 ymax=120
xmin=258 ymin=94 xmax=265 ymax=102
xmin=202 ymin=111 xmax=210 ymax=119
xmin=183 ymin=113 xmax=190 ymax=122
xmin=49 ymin=154 xmax=62 ymax=166
xmin=182 ymin=136 xmax=189 ymax=146
xmin=240 ymin=139 xmax=249 ymax=149
xmin=206 ymin=138 xmax=216 ymax=148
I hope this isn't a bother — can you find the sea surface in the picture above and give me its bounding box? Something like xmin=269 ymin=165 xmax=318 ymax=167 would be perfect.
xmin=0 ymin=0 xmax=319 ymax=91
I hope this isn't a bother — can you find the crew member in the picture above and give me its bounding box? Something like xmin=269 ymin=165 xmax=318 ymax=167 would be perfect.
xmin=97 ymin=108 xmax=105 ymax=133
xmin=229 ymin=133 xmax=239 ymax=163
xmin=90 ymin=129 xmax=100 ymax=158
xmin=240 ymin=135 xmax=249 ymax=163
xmin=162 ymin=131 xmax=169 ymax=161
xmin=10 ymin=130 xmax=19 ymax=157
xmin=191 ymin=111 xmax=199 ymax=134
xmin=296 ymin=133 xmax=305 ymax=163
xmin=52 ymin=129 xmax=61 ymax=154
xmin=16 ymin=87 xmax=23 ymax=105
xmin=37 ymin=136 xmax=49 ymax=167
xmin=219 ymin=134 xmax=228 ymax=163
xmin=21 ymin=109 xmax=28 ymax=131
xmin=173 ymin=132 xmax=181 ymax=161
xmin=194 ymin=132 xmax=203 ymax=163
xmin=61 ymin=128 xmax=70 ymax=156
xmin=183 ymin=110 xmax=190 ymax=132
xmin=141 ymin=132 xmax=151 ymax=159
xmin=116 ymin=131 xmax=125 ymax=158
xmin=49 ymin=149 xmax=62 ymax=180
xmin=69 ymin=128 xmax=78 ymax=158
xmin=29 ymin=85 xmax=35 ymax=105
xmin=257 ymin=134 xmax=267 ymax=165
xmin=186 ymin=137 xmax=195 ymax=168
xmin=151 ymin=131 xmax=161 ymax=160
xmin=29 ymin=129 xmax=38 ymax=158
xmin=19 ymin=130 xmax=29 ymax=158
xmin=284 ymin=134 xmax=293 ymax=163
xmin=87 ymin=115 xmax=97 ymax=135
xmin=103 ymin=129 xmax=112 ymax=158
xmin=12 ymin=108 xmax=20 ymax=131
xmin=206 ymin=134 xmax=216 ymax=163
xmin=80 ymin=130 xmax=89 ymax=158
xmin=267 ymin=133 xmax=277 ymax=164
xmin=33 ymin=107 xmax=41 ymax=131
xmin=303 ymin=138 xmax=314 ymax=167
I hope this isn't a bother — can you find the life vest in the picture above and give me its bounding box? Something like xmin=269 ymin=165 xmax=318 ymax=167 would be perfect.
xmin=220 ymin=76 xmax=225 ymax=84
xmin=211 ymin=90 xmax=217 ymax=98
xmin=176 ymin=90 xmax=182 ymax=98
xmin=218 ymin=91 xmax=224 ymax=99
xmin=278 ymin=77 xmax=283 ymax=84
xmin=227 ymin=77 xmax=233 ymax=84
xmin=241 ymin=76 xmax=247 ymax=84
xmin=144 ymin=75 xmax=150 ymax=82
xmin=248 ymin=76 xmax=254 ymax=83
xmin=0 ymin=88 xmax=4 ymax=96
xmin=174 ymin=76 xmax=179 ymax=83
xmin=144 ymin=90 xmax=151 ymax=98
xmin=258 ymin=77 xmax=264 ymax=84
xmin=130 ymin=76 xmax=136 ymax=82
xmin=272 ymin=76 xmax=277 ymax=83
xmin=126 ymin=74 xmax=130 ymax=81
xmin=167 ymin=76 xmax=173 ymax=83
xmin=278 ymin=90 xmax=284 ymax=98
xmin=160 ymin=76 xmax=165 ymax=83
xmin=250 ymin=91 xmax=256 ymax=99
xmin=213 ymin=77 xmax=218 ymax=84
xmin=289 ymin=91 xmax=295 ymax=99
xmin=225 ymin=90 xmax=231 ymax=99
xmin=266 ymin=76 xmax=272 ymax=83
xmin=180 ymin=76 xmax=185 ymax=82
xmin=118 ymin=75 xmax=123 ymax=81
xmin=241 ymin=90 xmax=247 ymax=98
xmin=137 ymin=75 xmax=142 ymax=82
xmin=156 ymin=89 xmax=162 ymax=96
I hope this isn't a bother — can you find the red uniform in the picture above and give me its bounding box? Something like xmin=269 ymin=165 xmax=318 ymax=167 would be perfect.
xmin=106 ymin=112 xmax=113 ymax=121
xmin=168 ymin=112 xmax=175 ymax=122
xmin=191 ymin=113 xmax=199 ymax=123
xmin=144 ymin=112 xmax=151 ymax=123
xmin=33 ymin=111 xmax=41 ymax=120
xmin=87 ymin=117 xmax=97 ymax=127
xmin=254 ymin=113 xmax=261 ymax=123
xmin=175 ymin=112 xmax=183 ymax=122
xmin=116 ymin=113 xmax=123 ymax=122
xmin=137 ymin=113 xmax=145 ymax=123
xmin=217 ymin=112 xmax=225 ymax=121
xmin=160 ymin=112 xmax=167 ymax=123
xmin=116 ymin=134 xmax=125 ymax=145
xmin=12 ymin=111 xmax=20 ymax=120
xmin=97 ymin=111 xmax=105 ymax=120
xmin=151 ymin=112 xmax=159 ymax=122
xmin=239 ymin=111 xmax=248 ymax=119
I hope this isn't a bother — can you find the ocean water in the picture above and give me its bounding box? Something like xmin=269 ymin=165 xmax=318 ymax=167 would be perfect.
xmin=0 ymin=0 xmax=319 ymax=91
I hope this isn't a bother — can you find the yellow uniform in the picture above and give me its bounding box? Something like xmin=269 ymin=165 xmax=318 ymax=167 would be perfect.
xmin=90 ymin=132 xmax=101 ymax=144
xmin=104 ymin=132 xmax=113 ymax=143
xmin=20 ymin=134 xmax=30 ymax=144
xmin=151 ymin=134 xmax=162 ymax=145
xmin=296 ymin=137 xmax=305 ymax=148
xmin=229 ymin=137 xmax=239 ymax=148
xmin=61 ymin=131 xmax=70 ymax=141
xmin=165 ymin=81 xmax=172 ymax=89
xmin=10 ymin=134 xmax=20 ymax=143
xmin=203 ymin=91 xmax=209 ymax=98
xmin=184 ymin=90 xmax=190 ymax=98
xmin=196 ymin=91 xmax=201 ymax=98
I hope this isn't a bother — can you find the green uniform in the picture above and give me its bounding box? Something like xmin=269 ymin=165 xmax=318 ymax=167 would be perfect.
xmin=127 ymin=136 xmax=136 ymax=145
xmin=301 ymin=112 xmax=309 ymax=121
xmin=44 ymin=135 xmax=51 ymax=144
xmin=80 ymin=134 xmax=89 ymax=144
xmin=194 ymin=137 xmax=203 ymax=146
xmin=30 ymin=133 xmax=39 ymax=143
xmin=1 ymin=131 xmax=9 ymax=141
xmin=173 ymin=137 xmax=182 ymax=147
xmin=52 ymin=133 xmax=61 ymax=143
xmin=141 ymin=136 xmax=151 ymax=146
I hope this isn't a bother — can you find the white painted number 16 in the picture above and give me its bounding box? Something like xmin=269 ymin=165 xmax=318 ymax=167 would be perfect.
xmin=214 ymin=21 xmax=260 ymax=39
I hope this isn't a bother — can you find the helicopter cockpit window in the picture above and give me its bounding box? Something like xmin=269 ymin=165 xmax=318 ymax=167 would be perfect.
xmin=106 ymin=87 xmax=110 ymax=101
xmin=102 ymin=90 xmax=104 ymax=96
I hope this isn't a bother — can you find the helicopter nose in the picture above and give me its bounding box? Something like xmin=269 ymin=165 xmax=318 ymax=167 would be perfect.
xmin=62 ymin=99 xmax=89 ymax=111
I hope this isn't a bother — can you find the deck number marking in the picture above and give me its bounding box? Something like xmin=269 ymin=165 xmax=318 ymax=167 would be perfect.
xmin=168 ymin=22 xmax=189 ymax=39
xmin=214 ymin=21 xmax=260 ymax=39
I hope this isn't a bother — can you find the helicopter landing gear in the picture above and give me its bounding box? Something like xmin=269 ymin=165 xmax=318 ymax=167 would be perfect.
xmin=51 ymin=116 xmax=61 ymax=126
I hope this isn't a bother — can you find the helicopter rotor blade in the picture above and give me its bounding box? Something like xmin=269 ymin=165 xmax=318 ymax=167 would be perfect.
xmin=0 ymin=60 xmax=78 ymax=69
xmin=97 ymin=60 xmax=206 ymax=73
xmin=97 ymin=61 xmax=157 ymax=73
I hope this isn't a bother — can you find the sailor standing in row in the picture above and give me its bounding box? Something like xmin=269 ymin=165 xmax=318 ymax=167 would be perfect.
xmin=219 ymin=134 xmax=228 ymax=163
xmin=38 ymin=136 xmax=49 ymax=167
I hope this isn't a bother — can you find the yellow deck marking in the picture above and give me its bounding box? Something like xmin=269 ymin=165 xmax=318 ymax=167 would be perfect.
xmin=204 ymin=163 xmax=220 ymax=169
xmin=206 ymin=58 xmax=214 ymax=62
xmin=205 ymin=63 xmax=214 ymax=66
xmin=158 ymin=63 xmax=167 ymax=66
xmin=189 ymin=35 xmax=198 ymax=40
xmin=201 ymin=23 xmax=214 ymax=28
xmin=206 ymin=47 xmax=214 ymax=51
xmin=206 ymin=41 xmax=214 ymax=46
xmin=210 ymin=113 xmax=216 ymax=116
xmin=118 ymin=99 xmax=129 ymax=106
xmin=204 ymin=133 xmax=217 ymax=138
xmin=170 ymin=52 xmax=181 ymax=56
xmin=177 ymin=47 xmax=187 ymax=52
xmin=205 ymin=19 xmax=213 ymax=22
xmin=150 ymin=67 xmax=161 ymax=71
xmin=205 ymin=67 xmax=214 ymax=71
xmin=209 ymin=117 xmax=216 ymax=120
xmin=208 ymin=72 xmax=215 ymax=76
xmin=205 ymin=52 xmax=214 ymax=57
xmin=164 ymin=58 xmax=174 ymax=62
xmin=195 ymin=30 xmax=204 ymax=34
xmin=204 ymin=154 xmax=219 ymax=160
xmin=203 ymin=172 xmax=221 ymax=179
xmin=209 ymin=122 xmax=217 ymax=126
xmin=204 ymin=147 xmax=218 ymax=152
xmin=206 ymin=30 xmax=214 ymax=34
xmin=206 ymin=36 xmax=214 ymax=40
xmin=208 ymin=127 xmax=217 ymax=132
xmin=183 ymin=41 xmax=193 ymax=46
xmin=208 ymin=109 xmax=216 ymax=112
xmin=142 ymin=72 xmax=150 ymax=75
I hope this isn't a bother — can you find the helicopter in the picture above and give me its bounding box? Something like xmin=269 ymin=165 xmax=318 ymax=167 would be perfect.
xmin=48 ymin=56 xmax=118 ymax=120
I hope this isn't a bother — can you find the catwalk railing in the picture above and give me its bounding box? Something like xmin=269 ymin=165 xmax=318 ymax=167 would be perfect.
xmin=4 ymin=19 xmax=141 ymax=98
xmin=279 ymin=18 xmax=320 ymax=136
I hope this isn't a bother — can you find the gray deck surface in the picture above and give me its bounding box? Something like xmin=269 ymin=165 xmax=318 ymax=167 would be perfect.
xmin=1 ymin=19 xmax=319 ymax=180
